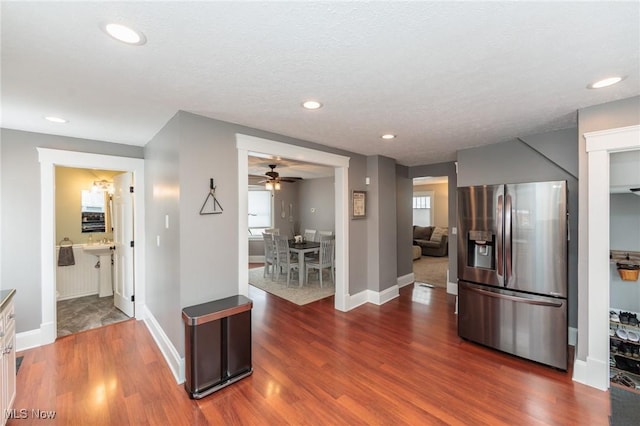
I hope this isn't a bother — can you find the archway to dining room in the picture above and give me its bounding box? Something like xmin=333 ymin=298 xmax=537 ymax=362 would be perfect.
xmin=236 ymin=134 xmax=351 ymax=312
xmin=246 ymin=154 xmax=336 ymax=306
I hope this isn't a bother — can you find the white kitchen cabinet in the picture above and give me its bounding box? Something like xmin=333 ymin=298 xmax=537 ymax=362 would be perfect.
xmin=1 ymin=290 xmax=16 ymax=426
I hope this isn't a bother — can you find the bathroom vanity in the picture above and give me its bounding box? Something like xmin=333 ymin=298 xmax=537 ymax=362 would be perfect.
xmin=0 ymin=289 xmax=16 ymax=426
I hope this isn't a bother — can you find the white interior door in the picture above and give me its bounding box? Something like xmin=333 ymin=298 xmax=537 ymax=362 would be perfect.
xmin=113 ymin=172 xmax=135 ymax=317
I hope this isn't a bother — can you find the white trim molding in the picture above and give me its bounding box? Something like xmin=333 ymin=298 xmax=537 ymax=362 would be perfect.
xmin=576 ymin=124 xmax=640 ymax=391
xmin=346 ymin=286 xmax=400 ymax=310
xmin=397 ymin=273 xmax=414 ymax=288
xmin=37 ymin=148 xmax=146 ymax=348
xmin=236 ymin=134 xmax=351 ymax=311
xmin=143 ymin=306 xmax=185 ymax=384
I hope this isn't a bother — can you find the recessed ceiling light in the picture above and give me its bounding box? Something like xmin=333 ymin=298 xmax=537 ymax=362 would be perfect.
xmin=302 ymin=100 xmax=322 ymax=110
xmin=104 ymin=23 xmax=146 ymax=45
xmin=588 ymin=76 xmax=625 ymax=89
xmin=44 ymin=116 xmax=68 ymax=124
xmin=381 ymin=134 xmax=396 ymax=140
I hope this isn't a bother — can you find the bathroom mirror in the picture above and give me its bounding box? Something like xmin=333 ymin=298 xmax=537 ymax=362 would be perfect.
xmin=81 ymin=190 xmax=106 ymax=233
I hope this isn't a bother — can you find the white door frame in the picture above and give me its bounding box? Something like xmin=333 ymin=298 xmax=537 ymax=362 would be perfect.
xmin=36 ymin=148 xmax=146 ymax=347
xmin=236 ymin=134 xmax=351 ymax=311
xmin=573 ymin=125 xmax=640 ymax=390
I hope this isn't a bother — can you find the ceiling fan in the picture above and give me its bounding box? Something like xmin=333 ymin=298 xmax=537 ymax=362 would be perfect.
xmin=258 ymin=164 xmax=302 ymax=189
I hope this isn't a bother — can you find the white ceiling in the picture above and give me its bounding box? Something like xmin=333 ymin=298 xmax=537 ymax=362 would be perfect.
xmin=1 ymin=2 xmax=639 ymax=167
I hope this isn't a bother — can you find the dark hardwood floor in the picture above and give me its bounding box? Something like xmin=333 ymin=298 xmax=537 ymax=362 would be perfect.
xmin=12 ymin=281 xmax=609 ymax=425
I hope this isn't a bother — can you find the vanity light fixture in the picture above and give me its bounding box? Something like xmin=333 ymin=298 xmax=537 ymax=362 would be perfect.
xmin=588 ymin=76 xmax=624 ymax=89
xmin=302 ymin=100 xmax=322 ymax=110
xmin=45 ymin=116 xmax=68 ymax=123
xmin=381 ymin=134 xmax=396 ymax=140
xmin=93 ymin=180 xmax=114 ymax=194
xmin=104 ymin=23 xmax=147 ymax=45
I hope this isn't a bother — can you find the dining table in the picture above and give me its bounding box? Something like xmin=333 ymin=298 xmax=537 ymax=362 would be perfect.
xmin=288 ymin=240 xmax=320 ymax=287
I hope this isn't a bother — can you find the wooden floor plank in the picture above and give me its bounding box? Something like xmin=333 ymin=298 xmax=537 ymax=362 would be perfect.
xmin=11 ymin=284 xmax=609 ymax=425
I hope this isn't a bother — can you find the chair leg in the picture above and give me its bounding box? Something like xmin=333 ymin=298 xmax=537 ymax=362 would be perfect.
xmin=319 ymin=267 xmax=323 ymax=288
xmin=286 ymin=267 xmax=290 ymax=288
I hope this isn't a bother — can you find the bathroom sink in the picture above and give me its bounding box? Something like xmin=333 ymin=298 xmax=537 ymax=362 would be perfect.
xmin=83 ymin=244 xmax=113 ymax=256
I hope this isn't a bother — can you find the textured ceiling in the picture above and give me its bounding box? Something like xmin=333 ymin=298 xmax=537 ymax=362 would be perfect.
xmin=1 ymin=2 xmax=639 ymax=167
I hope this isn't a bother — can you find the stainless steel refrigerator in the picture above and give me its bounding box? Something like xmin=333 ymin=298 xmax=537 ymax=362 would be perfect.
xmin=457 ymin=181 xmax=568 ymax=370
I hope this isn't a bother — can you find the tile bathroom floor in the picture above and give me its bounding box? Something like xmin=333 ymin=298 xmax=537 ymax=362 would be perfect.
xmin=57 ymin=294 xmax=130 ymax=337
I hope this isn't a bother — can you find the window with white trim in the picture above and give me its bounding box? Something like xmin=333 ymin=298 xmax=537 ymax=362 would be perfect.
xmin=248 ymin=188 xmax=273 ymax=237
xmin=413 ymin=191 xmax=434 ymax=226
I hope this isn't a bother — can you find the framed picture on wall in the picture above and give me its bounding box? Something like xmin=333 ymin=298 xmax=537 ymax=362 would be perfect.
xmin=352 ymin=190 xmax=366 ymax=219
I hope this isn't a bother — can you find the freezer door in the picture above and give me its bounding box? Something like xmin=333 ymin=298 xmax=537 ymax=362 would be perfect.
xmin=457 ymin=185 xmax=504 ymax=286
xmin=505 ymin=181 xmax=567 ymax=297
xmin=458 ymin=281 xmax=567 ymax=370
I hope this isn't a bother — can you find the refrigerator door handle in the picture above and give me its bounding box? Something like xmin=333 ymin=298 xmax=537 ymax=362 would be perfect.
xmin=467 ymin=286 xmax=564 ymax=308
xmin=504 ymin=193 xmax=512 ymax=286
xmin=496 ymin=193 xmax=504 ymax=285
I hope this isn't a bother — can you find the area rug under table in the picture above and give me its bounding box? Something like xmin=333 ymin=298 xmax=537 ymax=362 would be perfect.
xmin=249 ymin=267 xmax=335 ymax=305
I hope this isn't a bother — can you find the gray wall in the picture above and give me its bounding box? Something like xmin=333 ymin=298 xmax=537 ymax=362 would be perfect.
xmin=576 ymin=96 xmax=640 ymax=361
xmin=273 ymin=183 xmax=299 ymax=238
xmin=366 ymin=156 xmax=398 ymax=292
xmin=297 ymin=177 xmax=335 ymax=235
xmin=456 ymin=128 xmax=579 ymax=328
xmin=143 ymin=113 xmax=182 ymax=351
xmin=609 ymin=193 xmax=640 ymax=312
xmin=408 ymin=162 xmax=458 ymax=285
xmin=349 ymin=156 xmax=369 ymax=296
xmin=0 ymin=128 xmax=143 ymax=333
xmin=396 ymin=165 xmax=413 ymax=280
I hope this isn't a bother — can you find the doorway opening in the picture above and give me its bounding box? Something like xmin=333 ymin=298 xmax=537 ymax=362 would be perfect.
xmin=412 ymin=176 xmax=450 ymax=289
xmin=37 ymin=148 xmax=145 ymax=348
xmin=54 ymin=166 xmax=134 ymax=337
xmin=236 ymin=134 xmax=350 ymax=311
xmin=246 ymin=154 xmax=337 ymax=305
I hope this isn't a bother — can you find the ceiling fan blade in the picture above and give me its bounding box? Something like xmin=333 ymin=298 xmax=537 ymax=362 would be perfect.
xmin=280 ymin=177 xmax=303 ymax=182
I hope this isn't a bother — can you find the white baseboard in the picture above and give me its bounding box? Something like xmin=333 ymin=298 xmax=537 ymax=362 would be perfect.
xmin=371 ymin=285 xmax=399 ymax=305
xmin=572 ymin=356 xmax=608 ymax=391
xmin=16 ymin=321 xmax=56 ymax=352
xmin=446 ymin=281 xmax=458 ymax=295
xmin=16 ymin=328 xmax=43 ymax=352
xmin=142 ymin=306 xmax=185 ymax=384
xmin=248 ymin=255 xmax=264 ymax=263
xmin=397 ymin=273 xmax=414 ymax=288
xmin=57 ymin=290 xmax=99 ymax=302
xmin=347 ymin=285 xmax=399 ymax=309
xmin=347 ymin=290 xmax=369 ymax=310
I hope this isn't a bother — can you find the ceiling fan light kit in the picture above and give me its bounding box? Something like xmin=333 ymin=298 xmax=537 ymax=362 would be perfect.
xmin=260 ymin=164 xmax=301 ymax=190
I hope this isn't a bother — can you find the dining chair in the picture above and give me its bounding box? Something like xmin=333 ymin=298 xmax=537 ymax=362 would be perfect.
xmin=305 ymin=237 xmax=334 ymax=288
xmin=317 ymin=230 xmax=333 ymax=241
xmin=303 ymin=229 xmax=316 ymax=242
xmin=274 ymin=235 xmax=299 ymax=287
xmin=262 ymin=232 xmax=277 ymax=279
xmin=265 ymin=228 xmax=280 ymax=235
